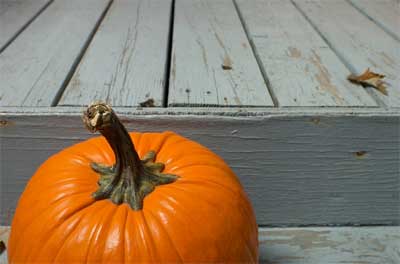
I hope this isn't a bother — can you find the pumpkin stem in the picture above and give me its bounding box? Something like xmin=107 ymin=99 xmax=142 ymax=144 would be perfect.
xmin=83 ymin=102 xmax=178 ymax=210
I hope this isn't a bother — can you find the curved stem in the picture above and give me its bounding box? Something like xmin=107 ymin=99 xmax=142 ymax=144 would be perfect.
xmin=83 ymin=102 xmax=177 ymax=210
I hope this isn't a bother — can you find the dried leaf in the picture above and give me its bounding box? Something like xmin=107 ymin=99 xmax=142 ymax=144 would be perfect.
xmin=0 ymin=240 xmax=5 ymax=255
xmin=139 ymin=98 xmax=155 ymax=107
xmin=348 ymin=68 xmax=387 ymax=95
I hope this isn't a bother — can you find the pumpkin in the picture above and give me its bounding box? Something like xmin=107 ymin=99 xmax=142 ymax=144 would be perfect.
xmin=8 ymin=102 xmax=258 ymax=263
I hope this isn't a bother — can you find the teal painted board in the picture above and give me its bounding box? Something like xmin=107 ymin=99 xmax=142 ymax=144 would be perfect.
xmin=59 ymin=0 xmax=172 ymax=107
xmin=169 ymin=0 xmax=274 ymax=107
xmin=293 ymin=0 xmax=400 ymax=108
xmin=0 ymin=0 xmax=111 ymax=106
xmin=0 ymin=0 xmax=51 ymax=52
xmin=236 ymin=0 xmax=378 ymax=107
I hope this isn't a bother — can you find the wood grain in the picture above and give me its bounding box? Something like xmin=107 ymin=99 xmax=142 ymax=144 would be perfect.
xmin=59 ymin=0 xmax=172 ymax=107
xmin=0 ymin=0 xmax=111 ymax=107
xmin=0 ymin=0 xmax=51 ymax=52
xmin=236 ymin=0 xmax=378 ymax=107
xmin=349 ymin=0 xmax=400 ymax=41
xmin=1 ymin=112 xmax=398 ymax=226
xmin=169 ymin=0 xmax=274 ymax=107
xmin=293 ymin=0 xmax=400 ymax=108
xmin=1 ymin=226 xmax=399 ymax=264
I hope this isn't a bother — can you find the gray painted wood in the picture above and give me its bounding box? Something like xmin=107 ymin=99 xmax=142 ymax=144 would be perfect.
xmin=349 ymin=0 xmax=400 ymax=41
xmin=293 ymin=0 xmax=400 ymax=108
xmin=1 ymin=112 xmax=399 ymax=226
xmin=0 ymin=0 xmax=51 ymax=52
xmin=169 ymin=0 xmax=274 ymax=107
xmin=236 ymin=0 xmax=378 ymax=107
xmin=1 ymin=226 xmax=399 ymax=264
xmin=0 ymin=0 xmax=111 ymax=107
xmin=59 ymin=0 xmax=172 ymax=107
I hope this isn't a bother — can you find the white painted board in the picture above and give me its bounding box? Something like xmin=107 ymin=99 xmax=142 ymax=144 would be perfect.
xmin=349 ymin=0 xmax=400 ymax=41
xmin=0 ymin=0 xmax=51 ymax=51
xmin=294 ymin=0 xmax=400 ymax=108
xmin=236 ymin=0 xmax=378 ymax=107
xmin=169 ymin=0 xmax=274 ymax=107
xmin=59 ymin=0 xmax=172 ymax=107
xmin=0 ymin=0 xmax=111 ymax=106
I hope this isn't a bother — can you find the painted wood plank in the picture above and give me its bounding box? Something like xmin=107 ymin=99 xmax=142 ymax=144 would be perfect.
xmin=236 ymin=0 xmax=378 ymax=107
xmin=349 ymin=0 xmax=400 ymax=41
xmin=293 ymin=0 xmax=400 ymax=108
xmin=0 ymin=0 xmax=111 ymax=107
xmin=58 ymin=0 xmax=172 ymax=107
xmin=169 ymin=0 xmax=274 ymax=107
xmin=1 ymin=226 xmax=398 ymax=264
xmin=0 ymin=0 xmax=51 ymax=52
xmin=1 ymin=112 xmax=399 ymax=226
xmin=259 ymin=226 xmax=400 ymax=263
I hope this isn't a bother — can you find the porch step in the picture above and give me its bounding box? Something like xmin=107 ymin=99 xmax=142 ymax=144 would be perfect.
xmin=1 ymin=226 xmax=399 ymax=264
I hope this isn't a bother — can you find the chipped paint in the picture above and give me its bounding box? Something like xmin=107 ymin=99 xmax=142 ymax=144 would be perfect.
xmin=288 ymin=47 xmax=302 ymax=58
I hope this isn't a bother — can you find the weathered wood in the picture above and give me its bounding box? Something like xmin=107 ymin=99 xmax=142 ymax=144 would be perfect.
xmin=1 ymin=111 xmax=399 ymax=226
xmin=293 ymin=0 xmax=400 ymax=108
xmin=349 ymin=0 xmax=400 ymax=41
xmin=236 ymin=0 xmax=378 ymax=107
xmin=58 ymin=0 xmax=172 ymax=107
xmin=0 ymin=0 xmax=51 ymax=52
xmin=0 ymin=0 xmax=111 ymax=107
xmin=1 ymin=226 xmax=399 ymax=263
xmin=169 ymin=0 xmax=274 ymax=107
xmin=259 ymin=226 xmax=400 ymax=263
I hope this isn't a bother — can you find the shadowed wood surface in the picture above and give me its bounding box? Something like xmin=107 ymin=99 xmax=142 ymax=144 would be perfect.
xmin=236 ymin=0 xmax=378 ymax=107
xmin=1 ymin=226 xmax=399 ymax=264
xmin=0 ymin=0 xmax=51 ymax=51
xmin=0 ymin=0 xmax=111 ymax=107
xmin=169 ymin=0 xmax=274 ymax=106
xmin=1 ymin=112 xmax=398 ymax=226
xmin=59 ymin=0 xmax=172 ymax=107
xmin=293 ymin=0 xmax=400 ymax=108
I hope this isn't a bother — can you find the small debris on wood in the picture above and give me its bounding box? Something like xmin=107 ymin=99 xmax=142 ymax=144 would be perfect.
xmin=0 ymin=240 xmax=5 ymax=255
xmin=139 ymin=98 xmax=155 ymax=107
xmin=354 ymin=151 xmax=368 ymax=158
xmin=348 ymin=68 xmax=387 ymax=95
xmin=222 ymin=55 xmax=233 ymax=70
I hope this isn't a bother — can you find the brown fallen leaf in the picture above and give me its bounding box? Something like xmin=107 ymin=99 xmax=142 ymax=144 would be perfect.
xmin=0 ymin=240 xmax=5 ymax=255
xmin=139 ymin=98 xmax=155 ymax=107
xmin=348 ymin=68 xmax=387 ymax=95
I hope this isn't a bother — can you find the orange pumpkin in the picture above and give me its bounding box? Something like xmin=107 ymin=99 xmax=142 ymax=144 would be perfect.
xmin=8 ymin=102 xmax=258 ymax=263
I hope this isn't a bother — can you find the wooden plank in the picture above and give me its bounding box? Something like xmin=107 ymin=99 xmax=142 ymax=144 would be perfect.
xmin=58 ymin=0 xmax=172 ymax=107
xmin=349 ymin=0 xmax=400 ymax=41
xmin=236 ymin=0 xmax=378 ymax=107
xmin=0 ymin=0 xmax=51 ymax=52
xmin=1 ymin=226 xmax=399 ymax=263
xmin=0 ymin=0 xmax=111 ymax=107
xmin=1 ymin=112 xmax=399 ymax=226
xmin=169 ymin=0 xmax=274 ymax=107
xmin=293 ymin=0 xmax=400 ymax=108
xmin=259 ymin=226 xmax=400 ymax=263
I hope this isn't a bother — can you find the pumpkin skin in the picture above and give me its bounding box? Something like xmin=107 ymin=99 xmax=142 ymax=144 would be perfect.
xmin=8 ymin=131 xmax=258 ymax=263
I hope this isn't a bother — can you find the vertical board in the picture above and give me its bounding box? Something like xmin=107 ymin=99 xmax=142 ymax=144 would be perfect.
xmin=349 ymin=0 xmax=400 ymax=41
xmin=0 ymin=0 xmax=111 ymax=107
xmin=236 ymin=0 xmax=378 ymax=107
xmin=294 ymin=0 xmax=400 ymax=108
xmin=169 ymin=0 xmax=274 ymax=107
xmin=0 ymin=0 xmax=51 ymax=51
xmin=59 ymin=0 xmax=172 ymax=107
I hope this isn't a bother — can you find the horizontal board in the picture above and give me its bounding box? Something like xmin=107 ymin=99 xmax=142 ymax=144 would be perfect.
xmin=1 ymin=226 xmax=399 ymax=263
xmin=169 ymin=0 xmax=273 ymax=106
xmin=59 ymin=0 xmax=172 ymax=107
xmin=349 ymin=0 xmax=400 ymax=41
xmin=0 ymin=0 xmax=111 ymax=106
xmin=0 ymin=0 xmax=51 ymax=52
xmin=293 ymin=0 xmax=400 ymax=108
xmin=0 ymin=112 xmax=398 ymax=226
xmin=236 ymin=0 xmax=377 ymax=107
